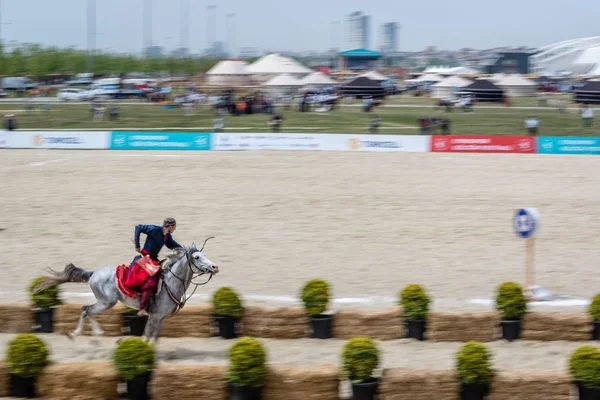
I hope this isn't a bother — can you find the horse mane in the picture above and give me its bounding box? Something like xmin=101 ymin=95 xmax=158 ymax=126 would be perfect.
xmin=162 ymin=245 xmax=195 ymax=268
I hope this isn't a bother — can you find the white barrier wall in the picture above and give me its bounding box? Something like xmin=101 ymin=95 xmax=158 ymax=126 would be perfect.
xmin=212 ymin=133 xmax=430 ymax=152
xmin=5 ymin=131 xmax=110 ymax=149
xmin=0 ymin=131 xmax=5 ymax=148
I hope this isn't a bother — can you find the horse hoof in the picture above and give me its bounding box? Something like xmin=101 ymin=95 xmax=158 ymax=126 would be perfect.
xmin=64 ymin=332 xmax=74 ymax=341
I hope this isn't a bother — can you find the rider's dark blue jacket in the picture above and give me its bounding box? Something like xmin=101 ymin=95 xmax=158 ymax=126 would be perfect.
xmin=134 ymin=224 xmax=182 ymax=259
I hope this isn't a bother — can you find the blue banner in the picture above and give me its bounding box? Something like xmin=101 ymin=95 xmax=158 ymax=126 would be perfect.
xmin=110 ymin=132 xmax=211 ymax=150
xmin=537 ymin=137 xmax=600 ymax=155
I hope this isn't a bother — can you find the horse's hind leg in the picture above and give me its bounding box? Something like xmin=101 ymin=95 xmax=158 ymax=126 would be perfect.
xmin=86 ymin=300 xmax=117 ymax=337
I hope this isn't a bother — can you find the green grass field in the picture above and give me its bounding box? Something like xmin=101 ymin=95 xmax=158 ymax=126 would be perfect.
xmin=0 ymin=93 xmax=597 ymax=136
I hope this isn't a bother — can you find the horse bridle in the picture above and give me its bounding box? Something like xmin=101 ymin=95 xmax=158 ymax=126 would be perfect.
xmin=161 ymin=237 xmax=215 ymax=316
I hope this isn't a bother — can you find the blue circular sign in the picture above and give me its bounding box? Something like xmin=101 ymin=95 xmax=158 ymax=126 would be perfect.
xmin=513 ymin=208 xmax=539 ymax=239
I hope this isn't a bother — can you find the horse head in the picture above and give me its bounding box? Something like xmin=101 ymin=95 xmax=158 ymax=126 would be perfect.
xmin=186 ymin=238 xmax=219 ymax=276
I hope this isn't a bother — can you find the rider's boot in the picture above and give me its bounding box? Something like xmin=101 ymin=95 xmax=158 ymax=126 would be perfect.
xmin=137 ymin=290 xmax=151 ymax=317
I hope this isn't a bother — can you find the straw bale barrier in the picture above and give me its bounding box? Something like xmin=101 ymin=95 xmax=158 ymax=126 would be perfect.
xmin=5 ymin=363 xmax=574 ymax=400
xmin=0 ymin=302 xmax=596 ymax=342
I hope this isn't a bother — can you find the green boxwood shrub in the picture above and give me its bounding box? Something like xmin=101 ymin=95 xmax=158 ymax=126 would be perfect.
xmin=6 ymin=334 xmax=50 ymax=378
xmin=495 ymin=282 xmax=527 ymax=320
xmin=112 ymin=337 xmax=156 ymax=381
xmin=588 ymin=295 xmax=600 ymax=322
xmin=569 ymin=345 xmax=600 ymax=389
xmin=227 ymin=337 xmax=267 ymax=387
xmin=121 ymin=306 xmax=140 ymax=316
xmin=341 ymin=336 xmax=380 ymax=384
xmin=300 ymin=279 xmax=330 ymax=317
xmin=456 ymin=341 xmax=494 ymax=385
xmin=212 ymin=287 xmax=244 ymax=319
xmin=29 ymin=276 xmax=63 ymax=309
xmin=398 ymin=284 xmax=431 ymax=321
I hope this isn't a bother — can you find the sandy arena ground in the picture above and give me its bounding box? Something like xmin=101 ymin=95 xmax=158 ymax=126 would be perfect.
xmin=1 ymin=149 xmax=600 ymax=313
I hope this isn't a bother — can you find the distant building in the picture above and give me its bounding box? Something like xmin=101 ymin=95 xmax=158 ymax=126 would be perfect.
xmin=482 ymin=51 xmax=535 ymax=74
xmin=347 ymin=12 xmax=370 ymax=50
xmin=382 ymin=22 xmax=398 ymax=54
xmin=239 ymin=47 xmax=261 ymax=58
xmin=145 ymin=46 xmax=164 ymax=58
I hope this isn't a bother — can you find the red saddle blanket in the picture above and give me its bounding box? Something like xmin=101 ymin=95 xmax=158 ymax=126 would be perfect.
xmin=116 ymin=257 xmax=161 ymax=299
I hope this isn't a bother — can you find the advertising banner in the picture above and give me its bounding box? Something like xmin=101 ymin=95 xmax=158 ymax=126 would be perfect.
xmin=339 ymin=134 xmax=429 ymax=152
xmin=110 ymin=132 xmax=211 ymax=150
xmin=212 ymin=133 xmax=323 ymax=151
xmin=0 ymin=131 xmax=6 ymax=148
xmin=6 ymin=131 xmax=110 ymax=149
xmin=430 ymin=135 xmax=535 ymax=153
xmin=537 ymin=137 xmax=600 ymax=155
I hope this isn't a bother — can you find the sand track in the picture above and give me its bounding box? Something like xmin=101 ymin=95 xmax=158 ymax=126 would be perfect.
xmin=1 ymin=149 xmax=599 ymax=313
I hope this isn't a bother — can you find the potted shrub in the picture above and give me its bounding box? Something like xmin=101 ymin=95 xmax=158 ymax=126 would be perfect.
xmin=300 ymin=279 xmax=333 ymax=339
xmin=121 ymin=306 xmax=147 ymax=337
xmin=227 ymin=337 xmax=267 ymax=400
xmin=588 ymin=294 xmax=600 ymax=340
xmin=569 ymin=345 xmax=600 ymax=400
xmin=398 ymin=284 xmax=431 ymax=341
xmin=456 ymin=341 xmax=494 ymax=400
xmin=212 ymin=287 xmax=244 ymax=339
xmin=341 ymin=336 xmax=380 ymax=400
xmin=495 ymin=282 xmax=527 ymax=341
xmin=6 ymin=333 xmax=50 ymax=398
xmin=112 ymin=337 xmax=156 ymax=400
xmin=29 ymin=276 xmax=63 ymax=333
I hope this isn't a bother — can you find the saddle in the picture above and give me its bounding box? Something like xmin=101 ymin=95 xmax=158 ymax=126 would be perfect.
xmin=116 ymin=257 xmax=161 ymax=299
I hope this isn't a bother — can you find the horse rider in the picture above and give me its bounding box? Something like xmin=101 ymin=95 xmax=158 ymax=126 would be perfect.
xmin=131 ymin=217 xmax=182 ymax=316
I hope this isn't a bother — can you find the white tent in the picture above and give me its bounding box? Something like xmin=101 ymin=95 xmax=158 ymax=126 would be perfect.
xmin=496 ymin=74 xmax=538 ymax=97
xmin=247 ymin=53 xmax=312 ymax=82
xmin=431 ymin=76 xmax=472 ymax=98
xmin=263 ymin=73 xmax=301 ymax=87
xmin=298 ymin=72 xmax=337 ymax=87
xmin=416 ymin=73 xmax=444 ymax=82
xmin=205 ymin=60 xmax=253 ymax=86
xmin=358 ymin=70 xmax=388 ymax=81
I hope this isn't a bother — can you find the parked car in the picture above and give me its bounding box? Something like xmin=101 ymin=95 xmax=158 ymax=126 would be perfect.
xmin=57 ymin=88 xmax=90 ymax=101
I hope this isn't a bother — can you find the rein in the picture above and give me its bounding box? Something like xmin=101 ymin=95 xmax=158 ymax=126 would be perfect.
xmin=160 ymin=238 xmax=215 ymax=316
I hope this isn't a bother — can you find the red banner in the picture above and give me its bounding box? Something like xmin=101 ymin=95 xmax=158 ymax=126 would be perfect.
xmin=430 ymin=136 xmax=535 ymax=153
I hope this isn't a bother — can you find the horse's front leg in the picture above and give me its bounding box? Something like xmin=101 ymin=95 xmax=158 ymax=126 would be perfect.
xmin=143 ymin=314 xmax=166 ymax=345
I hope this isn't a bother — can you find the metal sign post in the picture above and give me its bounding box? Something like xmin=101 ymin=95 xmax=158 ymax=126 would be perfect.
xmin=513 ymin=208 xmax=546 ymax=300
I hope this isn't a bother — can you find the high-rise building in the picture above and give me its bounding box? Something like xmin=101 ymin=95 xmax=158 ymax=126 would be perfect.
xmin=347 ymin=11 xmax=370 ymax=49
xmin=382 ymin=22 xmax=398 ymax=54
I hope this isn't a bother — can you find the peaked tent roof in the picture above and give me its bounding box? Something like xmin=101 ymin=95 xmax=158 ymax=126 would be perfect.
xmin=263 ymin=73 xmax=302 ymax=87
xmin=358 ymin=70 xmax=388 ymax=81
xmin=247 ymin=53 xmax=312 ymax=75
xmin=206 ymin=60 xmax=250 ymax=76
xmin=496 ymin=74 xmax=537 ymax=86
xmin=464 ymin=79 xmax=503 ymax=91
xmin=416 ymin=73 xmax=444 ymax=82
xmin=576 ymin=80 xmax=600 ymax=92
xmin=338 ymin=48 xmax=383 ymax=57
xmin=343 ymin=76 xmax=382 ymax=88
xmin=432 ymin=75 xmax=472 ymax=88
xmin=298 ymin=72 xmax=337 ymax=86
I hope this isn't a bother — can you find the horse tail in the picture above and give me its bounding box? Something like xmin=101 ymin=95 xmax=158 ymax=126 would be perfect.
xmin=32 ymin=263 xmax=94 ymax=293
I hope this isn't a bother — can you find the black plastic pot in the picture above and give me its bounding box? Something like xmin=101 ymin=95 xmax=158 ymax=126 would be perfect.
xmin=593 ymin=322 xmax=600 ymax=341
xmin=500 ymin=320 xmax=521 ymax=341
xmin=309 ymin=314 xmax=333 ymax=339
xmin=126 ymin=373 xmax=151 ymax=400
xmin=229 ymin=382 xmax=263 ymax=400
xmin=214 ymin=315 xmax=238 ymax=339
xmin=123 ymin=315 xmax=147 ymax=337
xmin=34 ymin=308 xmax=54 ymax=333
xmin=406 ymin=319 xmax=426 ymax=341
xmin=10 ymin=374 xmax=36 ymax=398
xmin=460 ymin=382 xmax=489 ymax=400
xmin=351 ymin=378 xmax=379 ymax=400
xmin=577 ymin=382 xmax=600 ymax=400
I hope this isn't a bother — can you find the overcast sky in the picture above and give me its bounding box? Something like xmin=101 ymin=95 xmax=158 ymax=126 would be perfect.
xmin=1 ymin=0 xmax=598 ymax=54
